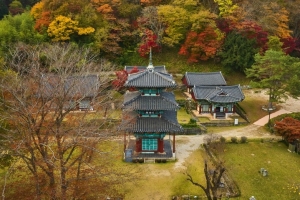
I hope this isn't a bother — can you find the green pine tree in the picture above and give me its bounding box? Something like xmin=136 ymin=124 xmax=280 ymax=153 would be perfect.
xmin=219 ymin=32 xmax=258 ymax=73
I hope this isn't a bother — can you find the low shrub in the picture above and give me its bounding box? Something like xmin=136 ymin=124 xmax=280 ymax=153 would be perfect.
xmin=220 ymin=136 xmax=226 ymax=143
xmin=240 ymin=136 xmax=247 ymax=143
xmin=231 ymin=136 xmax=238 ymax=143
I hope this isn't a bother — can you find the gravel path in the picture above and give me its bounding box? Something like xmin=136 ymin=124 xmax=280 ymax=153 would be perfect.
xmin=174 ymin=89 xmax=300 ymax=170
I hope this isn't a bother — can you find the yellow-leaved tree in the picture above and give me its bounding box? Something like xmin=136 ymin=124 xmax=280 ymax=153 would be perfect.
xmin=47 ymin=15 xmax=95 ymax=41
xmin=214 ymin=0 xmax=238 ymax=17
xmin=30 ymin=1 xmax=44 ymax=20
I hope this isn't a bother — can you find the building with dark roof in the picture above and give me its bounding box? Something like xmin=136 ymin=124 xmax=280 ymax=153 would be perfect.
xmin=182 ymin=72 xmax=227 ymax=92
xmin=120 ymin=54 xmax=182 ymax=162
xmin=41 ymin=74 xmax=99 ymax=110
xmin=125 ymin=66 xmax=167 ymax=73
xmin=191 ymin=85 xmax=245 ymax=119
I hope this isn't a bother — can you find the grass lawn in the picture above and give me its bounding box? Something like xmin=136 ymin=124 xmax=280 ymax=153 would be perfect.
xmin=122 ymin=148 xmax=207 ymax=199
xmin=222 ymin=140 xmax=300 ymax=199
xmin=173 ymin=89 xmax=187 ymax=100
xmin=239 ymin=90 xmax=270 ymax=123
xmin=177 ymin=107 xmax=194 ymax=124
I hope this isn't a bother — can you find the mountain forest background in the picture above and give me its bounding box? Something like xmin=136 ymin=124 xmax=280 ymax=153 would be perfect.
xmin=1 ymin=0 xmax=300 ymax=73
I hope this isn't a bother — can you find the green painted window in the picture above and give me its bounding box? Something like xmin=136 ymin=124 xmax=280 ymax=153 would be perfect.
xmin=202 ymin=104 xmax=209 ymax=112
xmin=140 ymin=88 xmax=160 ymax=96
xmin=142 ymin=139 xmax=158 ymax=151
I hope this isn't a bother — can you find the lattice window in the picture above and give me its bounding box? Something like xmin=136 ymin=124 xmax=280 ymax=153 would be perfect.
xmin=142 ymin=139 xmax=158 ymax=151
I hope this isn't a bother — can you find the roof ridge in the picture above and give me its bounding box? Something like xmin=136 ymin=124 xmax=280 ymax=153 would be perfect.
xmin=162 ymin=113 xmax=182 ymax=129
xmin=123 ymin=91 xmax=140 ymax=106
xmin=161 ymin=93 xmax=179 ymax=108
xmin=126 ymin=70 xmax=147 ymax=83
xmin=155 ymin=71 xmax=175 ymax=84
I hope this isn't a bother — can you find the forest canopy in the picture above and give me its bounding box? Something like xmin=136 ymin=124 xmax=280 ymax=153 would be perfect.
xmin=0 ymin=0 xmax=300 ymax=67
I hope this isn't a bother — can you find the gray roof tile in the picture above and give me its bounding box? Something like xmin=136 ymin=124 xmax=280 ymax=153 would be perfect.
xmin=123 ymin=91 xmax=180 ymax=110
xmin=184 ymin=72 xmax=227 ymax=86
xmin=42 ymin=74 xmax=99 ymax=98
xmin=193 ymin=85 xmax=245 ymax=103
xmin=125 ymin=68 xmax=176 ymax=88
xmin=119 ymin=110 xmax=183 ymax=132
xmin=125 ymin=66 xmax=167 ymax=73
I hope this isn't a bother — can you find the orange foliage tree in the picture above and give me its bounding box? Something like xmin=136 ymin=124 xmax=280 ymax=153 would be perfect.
xmin=140 ymin=0 xmax=162 ymax=6
xmin=275 ymin=117 xmax=300 ymax=142
xmin=34 ymin=11 xmax=51 ymax=32
xmin=179 ymin=26 xmax=221 ymax=63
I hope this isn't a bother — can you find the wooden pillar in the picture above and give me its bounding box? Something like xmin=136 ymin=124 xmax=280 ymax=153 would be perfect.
xmin=158 ymin=139 xmax=164 ymax=153
xmin=199 ymin=105 xmax=201 ymax=114
xmin=136 ymin=139 xmax=142 ymax=152
xmin=233 ymin=104 xmax=236 ymax=113
xmin=123 ymin=133 xmax=126 ymax=152
xmin=173 ymin=133 xmax=175 ymax=153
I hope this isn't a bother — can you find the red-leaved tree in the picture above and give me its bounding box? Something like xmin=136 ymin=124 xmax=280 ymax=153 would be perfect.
xmin=138 ymin=29 xmax=160 ymax=57
xmin=179 ymin=26 xmax=221 ymax=63
xmin=281 ymin=37 xmax=297 ymax=55
xmin=275 ymin=117 xmax=300 ymax=142
xmin=217 ymin=19 xmax=268 ymax=53
xmin=112 ymin=66 xmax=139 ymax=91
xmin=235 ymin=21 xmax=268 ymax=52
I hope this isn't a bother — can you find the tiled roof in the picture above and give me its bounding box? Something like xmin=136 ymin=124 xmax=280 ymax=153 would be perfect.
xmin=42 ymin=74 xmax=99 ymax=98
xmin=192 ymin=85 xmax=245 ymax=103
xmin=125 ymin=66 xmax=167 ymax=73
xmin=125 ymin=68 xmax=176 ymax=88
xmin=65 ymin=75 xmax=99 ymax=97
xmin=119 ymin=110 xmax=183 ymax=133
xmin=183 ymin=72 xmax=227 ymax=86
xmin=123 ymin=91 xmax=180 ymax=110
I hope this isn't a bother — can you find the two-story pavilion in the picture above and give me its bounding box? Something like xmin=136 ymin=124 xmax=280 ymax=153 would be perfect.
xmin=120 ymin=58 xmax=182 ymax=161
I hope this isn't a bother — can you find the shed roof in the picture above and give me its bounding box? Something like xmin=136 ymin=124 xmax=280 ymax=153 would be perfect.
xmin=123 ymin=91 xmax=180 ymax=111
xmin=183 ymin=72 xmax=227 ymax=87
xmin=192 ymin=85 xmax=245 ymax=103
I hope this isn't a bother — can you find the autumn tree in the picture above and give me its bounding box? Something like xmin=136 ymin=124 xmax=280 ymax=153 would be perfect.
xmin=8 ymin=0 xmax=24 ymax=15
xmin=179 ymin=27 xmax=221 ymax=63
xmin=112 ymin=66 xmax=139 ymax=91
xmin=157 ymin=4 xmax=190 ymax=46
xmin=90 ymin=0 xmax=137 ymax=57
xmin=240 ymin=0 xmax=291 ymax=39
xmin=47 ymin=15 xmax=95 ymax=42
xmin=137 ymin=6 xmax=165 ymax=46
xmin=138 ymin=29 xmax=160 ymax=57
xmin=0 ymin=43 xmax=134 ymax=199
xmin=275 ymin=117 xmax=300 ymax=142
xmin=140 ymin=0 xmax=162 ymax=6
xmin=214 ymin=0 xmax=238 ymax=18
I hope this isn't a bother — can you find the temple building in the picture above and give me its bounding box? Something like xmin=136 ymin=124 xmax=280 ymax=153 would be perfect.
xmin=182 ymin=71 xmax=245 ymax=119
xmin=191 ymin=85 xmax=245 ymax=119
xmin=120 ymin=53 xmax=182 ymax=162
xmin=182 ymin=72 xmax=227 ymax=93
